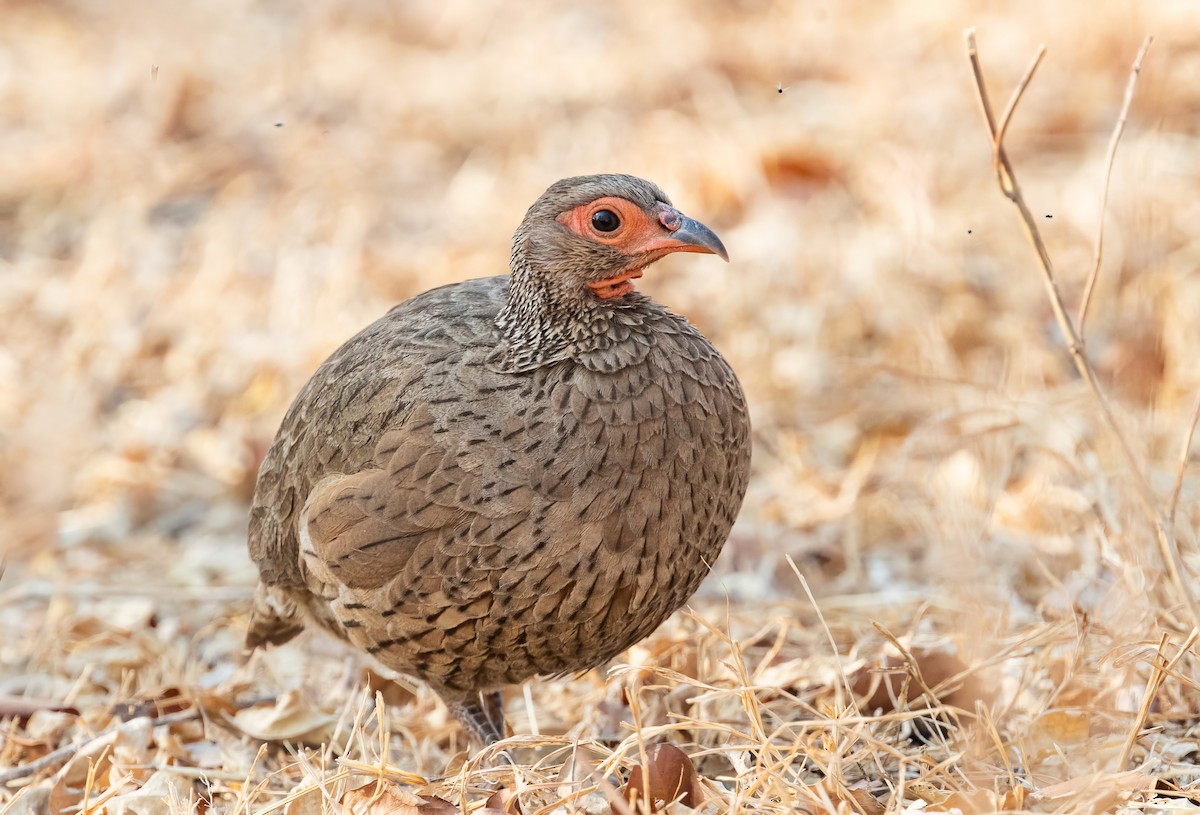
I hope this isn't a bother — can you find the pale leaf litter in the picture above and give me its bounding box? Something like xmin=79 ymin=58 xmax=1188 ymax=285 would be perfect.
xmin=2 ymin=1 xmax=1199 ymax=813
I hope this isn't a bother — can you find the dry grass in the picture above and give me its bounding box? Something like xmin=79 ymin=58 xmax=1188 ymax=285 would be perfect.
xmin=3 ymin=1 xmax=1200 ymax=812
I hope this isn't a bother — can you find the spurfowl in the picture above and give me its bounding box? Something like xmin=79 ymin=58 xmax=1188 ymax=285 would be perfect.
xmin=246 ymin=174 xmax=751 ymax=744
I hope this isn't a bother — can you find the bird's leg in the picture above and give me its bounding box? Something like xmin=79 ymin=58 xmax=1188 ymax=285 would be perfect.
xmin=447 ymin=690 xmax=506 ymax=745
xmin=481 ymin=689 xmax=505 ymax=740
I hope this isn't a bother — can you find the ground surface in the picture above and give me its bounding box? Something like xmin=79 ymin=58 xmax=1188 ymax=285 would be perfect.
xmin=2 ymin=1 xmax=1200 ymax=813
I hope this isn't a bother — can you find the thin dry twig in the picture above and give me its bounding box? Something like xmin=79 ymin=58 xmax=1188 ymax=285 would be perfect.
xmin=0 ymin=785 xmax=33 ymax=815
xmin=1078 ymin=37 xmax=1155 ymax=335
xmin=80 ymin=772 xmax=134 ymax=815
xmin=963 ymin=29 xmax=1200 ymax=629
xmin=991 ymin=46 xmax=1047 ymax=189
xmin=79 ymin=743 xmax=110 ymax=815
xmin=786 ymin=555 xmax=860 ymax=716
xmin=870 ymin=623 xmax=942 ymax=717
xmin=1117 ymin=628 xmax=1199 ymax=768
xmin=249 ymin=768 xmax=355 ymax=815
xmin=1169 ymin=391 xmax=1200 ymax=524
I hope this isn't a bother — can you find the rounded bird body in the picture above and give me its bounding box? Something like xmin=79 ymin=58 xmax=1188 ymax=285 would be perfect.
xmin=247 ymin=175 xmax=751 ymax=743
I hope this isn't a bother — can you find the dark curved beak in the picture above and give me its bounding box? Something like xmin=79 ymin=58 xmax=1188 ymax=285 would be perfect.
xmin=649 ymin=204 xmax=730 ymax=262
xmin=670 ymin=215 xmax=729 ymax=261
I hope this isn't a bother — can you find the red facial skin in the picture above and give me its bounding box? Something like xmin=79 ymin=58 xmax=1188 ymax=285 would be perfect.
xmin=556 ymin=197 xmax=721 ymax=300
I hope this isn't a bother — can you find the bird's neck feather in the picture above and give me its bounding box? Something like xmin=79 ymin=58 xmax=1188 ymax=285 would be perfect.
xmin=491 ymin=255 xmax=636 ymax=374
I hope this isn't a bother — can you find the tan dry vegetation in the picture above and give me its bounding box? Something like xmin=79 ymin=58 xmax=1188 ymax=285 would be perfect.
xmin=2 ymin=0 xmax=1200 ymax=812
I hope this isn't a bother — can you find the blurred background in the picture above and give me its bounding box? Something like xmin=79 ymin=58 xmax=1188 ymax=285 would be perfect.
xmin=3 ymin=0 xmax=1200 ymax=809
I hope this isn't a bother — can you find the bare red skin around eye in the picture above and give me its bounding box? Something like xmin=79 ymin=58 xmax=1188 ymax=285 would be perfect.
xmin=557 ymin=197 xmax=720 ymax=299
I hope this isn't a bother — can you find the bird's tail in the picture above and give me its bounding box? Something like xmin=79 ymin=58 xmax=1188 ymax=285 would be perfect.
xmin=245 ymin=582 xmax=306 ymax=650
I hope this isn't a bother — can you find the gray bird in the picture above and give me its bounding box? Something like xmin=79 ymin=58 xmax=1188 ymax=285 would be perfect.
xmin=246 ymin=174 xmax=751 ymax=744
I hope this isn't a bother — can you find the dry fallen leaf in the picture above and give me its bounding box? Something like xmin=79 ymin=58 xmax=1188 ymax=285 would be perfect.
xmin=104 ymin=770 xmax=195 ymax=815
xmin=622 ymin=743 xmax=703 ymax=811
xmin=485 ymin=786 xmax=522 ymax=814
xmin=225 ymin=689 xmax=340 ymax=747
xmin=341 ymin=780 xmax=457 ymax=815
xmin=284 ymin=781 xmax=328 ymax=815
xmin=23 ymin=709 xmax=77 ymax=744
xmin=838 ymin=783 xmax=885 ymax=815
xmin=1028 ymin=710 xmax=1090 ymax=755
xmin=851 ymin=647 xmax=992 ymax=714
xmin=1031 ymin=771 xmax=1157 ymax=815
xmin=109 ymin=717 xmax=154 ymax=785
xmin=548 ymin=792 xmax=612 ymax=815
xmin=48 ymin=729 xmax=118 ymax=800
xmin=925 ymin=789 xmax=999 ymax=814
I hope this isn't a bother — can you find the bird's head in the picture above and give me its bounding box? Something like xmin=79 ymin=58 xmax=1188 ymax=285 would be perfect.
xmin=512 ymin=174 xmax=728 ymax=302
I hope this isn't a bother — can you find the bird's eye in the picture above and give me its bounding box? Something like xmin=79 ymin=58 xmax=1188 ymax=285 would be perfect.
xmin=591 ymin=209 xmax=620 ymax=233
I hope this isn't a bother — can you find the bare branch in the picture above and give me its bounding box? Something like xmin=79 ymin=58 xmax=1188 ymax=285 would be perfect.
xmin=964 ymin=30 xmax=1199 ymax=629
xmin=992 ymin=46 xmax=1047 ymax=193
xmin=965 ymin=32 xmax=1062 ymax=307
xmin=1077 ymin=36 xmax=1154 ymax=336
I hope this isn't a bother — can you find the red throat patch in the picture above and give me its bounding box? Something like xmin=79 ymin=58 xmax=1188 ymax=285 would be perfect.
xmin=586 ymin=269 xmax=643 ymax=300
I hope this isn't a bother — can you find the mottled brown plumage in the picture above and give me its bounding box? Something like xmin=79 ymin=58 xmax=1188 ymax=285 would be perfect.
xmin=246 ymin=174 xmax=751 ymax=743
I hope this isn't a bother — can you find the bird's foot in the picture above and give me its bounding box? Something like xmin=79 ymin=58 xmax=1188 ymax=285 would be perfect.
xmin=447 ymin=690 xmax=506 ymax=745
